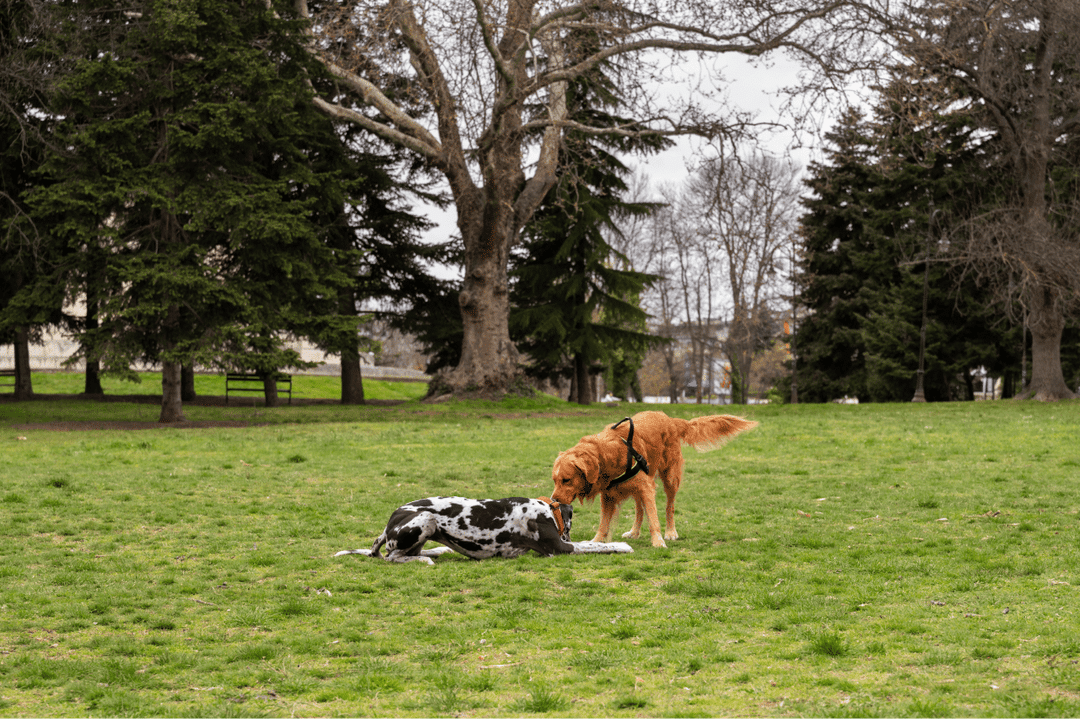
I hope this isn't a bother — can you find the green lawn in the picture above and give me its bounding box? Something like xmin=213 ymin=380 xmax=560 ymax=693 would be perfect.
xmin=21 ymin=371 xmax=429 ymax=403
xmin=1 ymin=394 xmax=1079 ymax=717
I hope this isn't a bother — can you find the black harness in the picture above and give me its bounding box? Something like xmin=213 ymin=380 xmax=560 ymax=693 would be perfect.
xmin=608 ymin=417 xmax=649 ymax=487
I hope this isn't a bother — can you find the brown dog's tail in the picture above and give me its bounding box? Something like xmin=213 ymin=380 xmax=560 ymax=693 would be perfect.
xmin=681 ymin=414 xmax=758 ymax=452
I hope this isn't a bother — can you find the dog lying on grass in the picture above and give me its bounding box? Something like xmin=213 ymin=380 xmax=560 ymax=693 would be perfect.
xmin=550 ymin=411 xmax=757 ymax=547
xmin=335 ymin=496 xmax=631 ymax=564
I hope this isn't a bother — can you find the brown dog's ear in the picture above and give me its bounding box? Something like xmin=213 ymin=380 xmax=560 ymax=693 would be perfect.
xmin=576 ymin=449 xmax=600 ymax=502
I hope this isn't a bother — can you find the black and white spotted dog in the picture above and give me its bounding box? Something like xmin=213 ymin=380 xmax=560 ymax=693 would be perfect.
xmin=335 ymin=496 xmax=575 ymax=564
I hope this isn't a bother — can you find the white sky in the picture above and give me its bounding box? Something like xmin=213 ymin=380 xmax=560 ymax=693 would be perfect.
xmin=415 ymin=51 xmax=858 ymax=280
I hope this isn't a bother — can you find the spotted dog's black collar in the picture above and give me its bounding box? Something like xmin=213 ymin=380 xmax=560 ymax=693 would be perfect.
xmin=608 ymin=417 xmax=649 ymax=488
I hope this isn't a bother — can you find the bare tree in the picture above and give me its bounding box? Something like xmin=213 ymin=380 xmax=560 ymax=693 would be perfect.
xmin=888 ymin=0 xmax=1080 ymax=400
xmin=642 ymin=186 xmax=725 ymax=403
xmin=686 ymin=149 xmax=801 ymax=403
xmin=295 ymin=0 xmax=887 ymax=396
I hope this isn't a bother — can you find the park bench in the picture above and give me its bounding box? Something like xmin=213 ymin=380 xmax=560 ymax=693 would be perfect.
xmin=225 ymin=372 xmax=292 ymax=405
xmin=0 ymin=368 xmax=15 ymax=390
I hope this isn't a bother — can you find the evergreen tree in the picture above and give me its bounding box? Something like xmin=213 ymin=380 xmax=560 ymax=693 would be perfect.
xmin=792 ymin=83 xmax=1023 ymax=403
xmin=510 ymin=44 xmax=667 ymax=404
xmin=856 ymin=72 xmax=1023 ymax=401
xmin=792 ymin=109 xmax=882 ymax=402
xmin=0 ymin=0 xmax=55 ymax=398
xmin=4 ymin=0 xmax=430 ymax=417
xmin=21 ymin=0 xmax=354 ymax=420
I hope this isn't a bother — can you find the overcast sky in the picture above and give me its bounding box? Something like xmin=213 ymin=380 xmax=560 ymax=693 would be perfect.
xmin=414 ymin=51 xmax=858 ymax=280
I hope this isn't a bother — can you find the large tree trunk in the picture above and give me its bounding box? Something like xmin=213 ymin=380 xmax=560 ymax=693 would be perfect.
xmin=160 ymin=360 xmax=185 ymax=422
xmin=13 ymin=328 xmax=33 ymax=400
xmin=340 ymin=352 xmax=366 ymax=404
xmin=1020 ymin=287 xmax=1075 ymax=401
xmin=441 ymin=207 xmax=522 ymax=397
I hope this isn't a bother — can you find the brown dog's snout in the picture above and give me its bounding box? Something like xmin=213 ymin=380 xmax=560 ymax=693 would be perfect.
xmin=550 ymin=478 xmax=579 ymax=506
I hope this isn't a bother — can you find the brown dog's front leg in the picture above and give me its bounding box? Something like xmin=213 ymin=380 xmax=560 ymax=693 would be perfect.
xmin=622 ymin=498 xmax=644 ymax=539
xmin=593 ymin=493 xmax=620 ymax=542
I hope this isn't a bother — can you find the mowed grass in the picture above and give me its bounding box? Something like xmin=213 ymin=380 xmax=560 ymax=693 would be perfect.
xmin=1 ymin=393 xmax=1080 ymax=717
xmin=23 ymin=371 xmax=429 ymax=403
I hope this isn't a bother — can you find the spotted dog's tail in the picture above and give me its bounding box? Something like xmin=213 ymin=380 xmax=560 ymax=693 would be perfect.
xmin=332 ymin=531 xmax=387 ymax=558
xmin=368 ymin=530 xmax=388 ymax=558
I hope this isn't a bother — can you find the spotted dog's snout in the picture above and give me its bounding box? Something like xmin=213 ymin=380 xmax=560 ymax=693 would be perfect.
xmin=557 ymin=503 xmax=573 ymax=542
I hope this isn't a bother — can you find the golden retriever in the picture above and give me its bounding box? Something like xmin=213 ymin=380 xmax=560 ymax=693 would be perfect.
xmin=550 ymin=411 xmax=757 ymax=547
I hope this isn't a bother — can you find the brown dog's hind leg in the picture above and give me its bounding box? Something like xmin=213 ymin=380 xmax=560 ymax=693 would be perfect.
xmin=640 ymin=490 xmax=667 ymax=548
xmin=663 ymin=488 xmax=679 ymax=541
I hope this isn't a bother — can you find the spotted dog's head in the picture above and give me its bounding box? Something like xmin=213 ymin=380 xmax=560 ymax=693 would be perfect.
xmin=537 ymin=496 xmax=574 ymax=542
xmin=556 ymin=502 xmax=573 ymax=541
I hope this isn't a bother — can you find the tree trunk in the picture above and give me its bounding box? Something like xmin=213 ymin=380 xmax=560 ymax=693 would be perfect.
xmin=262 ymin=372 xmax=280 ymax=407
xmin=84 ymin=359 xmax=103 ymax=395
xmin=13 ymin=328 xmax=33 ymax=400
xmin=159 ymin=360 xmax=185 ymax=422
xmin=159 ymin=304 xmax=186 ymax=422
xmin=340 ymin=351 xmax=366 ymax=404
xmin=665 ymin=348 xmax=679 ymax=403
xmin=572 ymin=352 xmax=590 ymax=405
xmin=181 ymin=364 xmax=196 ymax=401
xmin=1002 ymin=370 xmax=1015 ymax=399
xmin=337 ymin=285 xmax=366 ymax=405
xmin=693 ymin=338 xmax=704 ymax=403
xmin=83 ymin=300 xmax=104 ymax=395
xmin=441 ymin=208 xmax=522 ymax=397
xmin=1020 ymin=287 xmax=1075 ymax=401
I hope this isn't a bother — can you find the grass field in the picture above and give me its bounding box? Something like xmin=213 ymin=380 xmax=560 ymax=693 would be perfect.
xmin=20 ymin=371 xmax=430 ymax=403
xmin=1 ymin=383 xmax=1080 ymax=717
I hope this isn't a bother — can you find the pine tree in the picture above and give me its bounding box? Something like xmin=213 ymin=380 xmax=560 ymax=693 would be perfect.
xmin=792 ymin=79 xmax=1025 ymax=403
xmin=9 ymin=0 xmax=409 ymax=418
xmin=0 ymin=0 xmax=56 ymax=399
xmin=793 ymin=109 xmax=883 ymax=402
xmin=510 ymin=41 xmax=667 ymax=404
xmin=30 ymin=0 xmax=353 ymax=420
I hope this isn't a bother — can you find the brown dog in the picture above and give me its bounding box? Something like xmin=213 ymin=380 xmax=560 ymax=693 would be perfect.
xmin=550 ymin=411 xmax=757 ymax=547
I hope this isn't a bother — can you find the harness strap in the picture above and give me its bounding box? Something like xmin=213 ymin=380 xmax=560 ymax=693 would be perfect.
xmin=537 ymin=496 xmax=566 ymax=535
xmin=608 ymin=417 xmax=649 ymax=487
